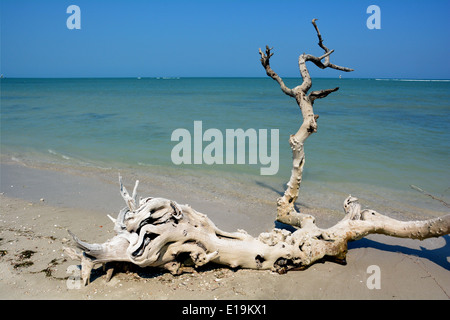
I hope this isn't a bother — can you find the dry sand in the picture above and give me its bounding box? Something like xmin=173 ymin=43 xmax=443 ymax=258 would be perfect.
xmin=0 ymin=160 xmax=449 ymax=300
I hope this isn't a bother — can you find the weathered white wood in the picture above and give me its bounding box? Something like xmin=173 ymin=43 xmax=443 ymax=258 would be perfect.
xmin=64 ymin=19 xmax=450 ymax=285
xmin=64 ymin=189 xmax=449 ymax=284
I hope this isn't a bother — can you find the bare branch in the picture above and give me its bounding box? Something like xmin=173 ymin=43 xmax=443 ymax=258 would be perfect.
xmin=308 ymin=87 xmax=340 ymax=103
xmin=326 ymin=62 xmax=354 ymax=72
xmin=258 ymin=46 xmax=295 ymax=97
xmin=339 ymin=196 xmax=450 ymax=241
xmin=303 ymin=53 xmax=328 ymax=70
xmin=318 ymin=49 xmax=334 ymax=61
xmin=311 ymin=18 xmax=328 ymax=52
xmin=310 ymin=19 xmax=354 ymax=72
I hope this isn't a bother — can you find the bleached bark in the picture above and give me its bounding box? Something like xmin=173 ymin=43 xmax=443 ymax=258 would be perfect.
xmin=259 ymin=19 xmax=354 ymax=226
xmin=64 ymin=185 xmax=449 ymax=285
xmin=64 ymin=19 xmax=450 ymax=285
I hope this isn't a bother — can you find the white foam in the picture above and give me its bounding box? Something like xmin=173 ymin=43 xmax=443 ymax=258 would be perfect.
xmin=48 ymin=149 xmax=71 ymax=160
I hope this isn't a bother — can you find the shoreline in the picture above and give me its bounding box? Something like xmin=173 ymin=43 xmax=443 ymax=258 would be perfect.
xmin=2 ymin=149 xmax=448 ymax=222
xmin=0 ymin=157 xmax=449 ymax=299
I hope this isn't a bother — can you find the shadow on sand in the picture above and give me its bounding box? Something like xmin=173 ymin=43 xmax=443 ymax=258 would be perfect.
xmin=348 ymin=235 xmax=450 ymax=271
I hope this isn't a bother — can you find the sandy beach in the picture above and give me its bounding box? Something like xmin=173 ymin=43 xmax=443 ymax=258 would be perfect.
xmin=0 ymin=158 xmax=449 ymax=301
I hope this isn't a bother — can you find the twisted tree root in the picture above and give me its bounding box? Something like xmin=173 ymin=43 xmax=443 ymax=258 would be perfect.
xmin=64 ymin=181 xmax=449 ymax=285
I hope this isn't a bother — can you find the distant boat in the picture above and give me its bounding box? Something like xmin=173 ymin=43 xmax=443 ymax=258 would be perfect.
xmin=137 ymin=77 xmax=141 ymax=80
xmin=339 ymin=75 xmax=342 ymax=79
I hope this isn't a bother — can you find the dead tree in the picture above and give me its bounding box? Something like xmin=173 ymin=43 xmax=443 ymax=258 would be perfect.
xmin=64 ymin=19 xmax=450 ymax=285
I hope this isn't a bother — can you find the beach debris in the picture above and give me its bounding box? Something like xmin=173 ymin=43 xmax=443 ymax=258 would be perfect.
xmin=64 ymin=178 xmax=450 ymax=285
xmin=18 ymin=250 xmax=36 ymax=260
xmin=10 ymin=250 xmax=37 ymax=269
xmin=410 ymin=184 xmax=450 ymax=208
xmin=13 ymin=261 xmax=34 ymax=269
xmin=63 ymin=19 xmax=450 ymax=286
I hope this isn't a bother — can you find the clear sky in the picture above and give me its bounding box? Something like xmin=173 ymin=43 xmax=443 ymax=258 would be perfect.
xmin=1 ymin=0 xmax=449 ymax=79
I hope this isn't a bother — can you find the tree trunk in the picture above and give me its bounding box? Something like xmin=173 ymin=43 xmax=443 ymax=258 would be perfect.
xmin=64 ymin=19 xmax=450 ymax=285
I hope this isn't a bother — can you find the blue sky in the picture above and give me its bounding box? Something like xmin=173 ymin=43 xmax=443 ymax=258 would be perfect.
xmin=1 ymin=0 xmax=449 ymax=78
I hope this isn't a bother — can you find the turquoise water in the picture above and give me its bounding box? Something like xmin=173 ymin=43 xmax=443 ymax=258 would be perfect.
xmin=1 ymin=77 xmax=449 ymax=199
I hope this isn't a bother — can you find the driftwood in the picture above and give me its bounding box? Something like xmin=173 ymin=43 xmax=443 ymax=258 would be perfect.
xmin=64 ymin=19 xmax=450 ymax=286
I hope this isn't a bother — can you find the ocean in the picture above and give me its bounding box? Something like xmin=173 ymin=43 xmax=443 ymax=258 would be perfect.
xmin=1 ymin=77 xmax=449 ymax=212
